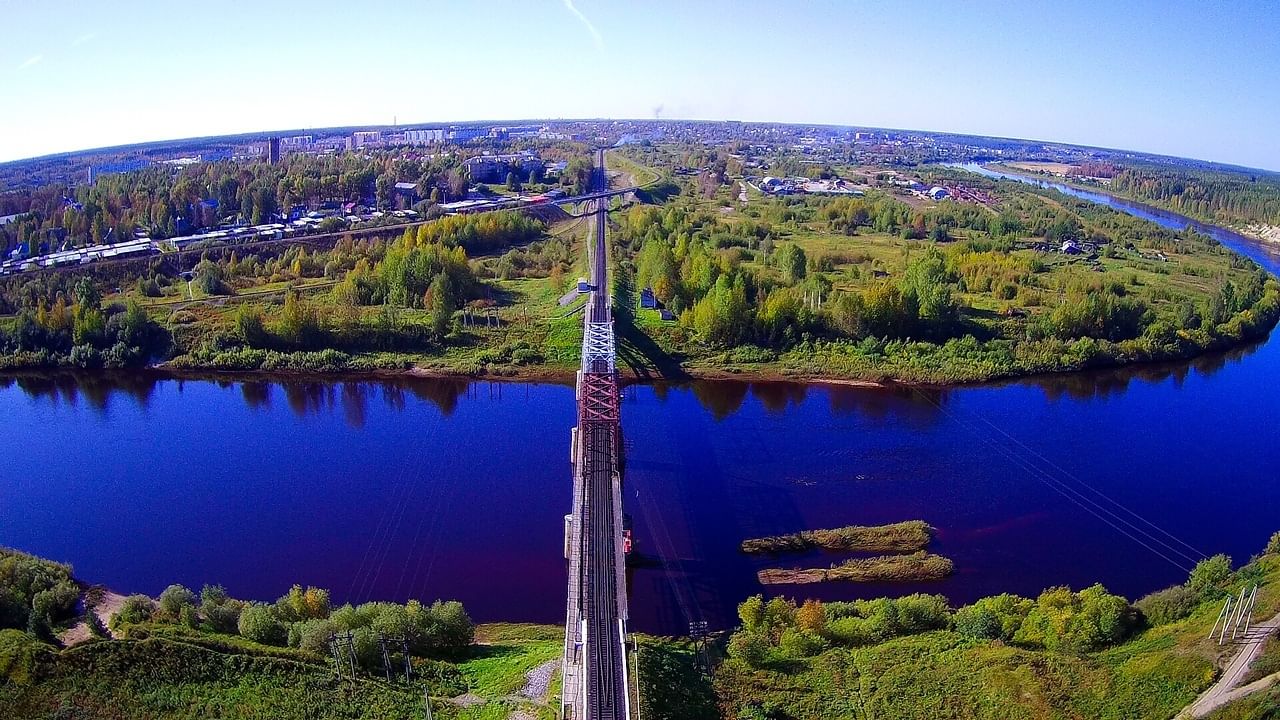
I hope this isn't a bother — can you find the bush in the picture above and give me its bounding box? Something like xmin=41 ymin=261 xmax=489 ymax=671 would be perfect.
xmin=953 ymin=593 xmax=1033 ymax=642
xmin=778 ymin=628 xmax=827 ymax=658
xmin=275 ymin=585 xmax=331 ymax=623
xmin=727 ymin=630 xmax=770 ymax=667
xmin=1267 ymin=531 xmax=1280 ymax=556
xmin=111 ymin=595 xmax=155 ymax=631
xmin=158 ymin=584 xmax=197 ymax=619
xmin=953 ymin=605 xmax=1001 ymax=641
xmin=237 ymin=603 xmax=287 ymax=646
xmin=326 ymin=599 xmax=473 ymax=665
xmin=1136 ymin=584 xmax=1200 ymax=626
xmin=290 ymin=617 xmax=339 ymax=657
xmin=1189 ymin=554 xmax=1233 ymax=598
xmin=894 ymin=594 xmax=951 ymax=634
xmin=1014 ymin=584 xmax=1135 ymax=652
xmin=30 ymin=582 xmax=80 ymax=626
xmin=204 ymin=600 xmax=244 ymax=634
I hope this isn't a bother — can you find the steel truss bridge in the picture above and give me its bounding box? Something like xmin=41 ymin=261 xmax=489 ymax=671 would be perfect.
xmin=561 ymin=149 xmax=633 ymax=720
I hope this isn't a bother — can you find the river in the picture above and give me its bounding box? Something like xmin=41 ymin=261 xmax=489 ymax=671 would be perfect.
xmin=3 ymin=175 xmax=1279 ymax=634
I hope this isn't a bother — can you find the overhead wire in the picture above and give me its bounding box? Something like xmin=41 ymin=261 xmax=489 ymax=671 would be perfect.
xmin=910 ymin=388 xmax=1200 ymax=574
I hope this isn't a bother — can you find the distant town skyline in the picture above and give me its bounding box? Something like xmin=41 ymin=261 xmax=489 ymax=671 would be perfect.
xmin=3 ymin=0 xmax=1279 ymax=170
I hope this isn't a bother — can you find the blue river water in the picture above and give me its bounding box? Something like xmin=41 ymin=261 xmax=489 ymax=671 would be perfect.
xmin=2 ymin=173 xmax=1279 ymax=634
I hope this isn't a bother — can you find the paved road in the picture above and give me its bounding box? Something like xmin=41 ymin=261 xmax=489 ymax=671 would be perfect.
xmin=1180 ymin=611 xmax=1280 ymax=718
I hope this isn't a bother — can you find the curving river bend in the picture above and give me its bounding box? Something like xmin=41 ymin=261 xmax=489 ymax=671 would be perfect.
xmin=2 ymin=171 xmax=1279 ymax=634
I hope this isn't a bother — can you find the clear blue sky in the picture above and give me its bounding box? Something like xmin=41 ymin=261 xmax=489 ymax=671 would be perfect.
xmin=3 ymin=1 xmax=1279 ymax=169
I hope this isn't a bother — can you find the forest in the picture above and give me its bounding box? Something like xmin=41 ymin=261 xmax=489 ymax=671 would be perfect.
xmin=1106 ymin=164 xmax=1280 ymax=227
xmin=0 ymin=143 xmax=594 ymax=257
xmin=611 ymin=156 xmax=1280 ymax=383
xmin=1 ymin=144 xmax=1278 ymax=384
xmin=0 ymin=210 xmax=546 ymax=373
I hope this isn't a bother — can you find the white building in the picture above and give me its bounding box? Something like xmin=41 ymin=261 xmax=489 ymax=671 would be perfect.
xmin=350 ymin=131 xmax=383 ymax=149
xmin=404 ymin=128 xmax=445 ymax=144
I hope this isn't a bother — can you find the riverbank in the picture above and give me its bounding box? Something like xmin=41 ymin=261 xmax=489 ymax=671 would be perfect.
xmin=3 ymin=321 xmax=1278 ymax=394
xmin=1245 ymin=223 xmax=1280 ymax=246
xmin=984 ymin=162 xmax=1280 ymax=250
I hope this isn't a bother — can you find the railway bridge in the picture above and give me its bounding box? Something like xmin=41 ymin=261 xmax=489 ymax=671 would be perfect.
xmin=561 ymin=149 xmax=633 ymax=720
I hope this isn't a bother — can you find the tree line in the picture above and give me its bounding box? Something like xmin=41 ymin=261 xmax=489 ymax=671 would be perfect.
xmin=0 ymin=144 xmax=590 ymax=256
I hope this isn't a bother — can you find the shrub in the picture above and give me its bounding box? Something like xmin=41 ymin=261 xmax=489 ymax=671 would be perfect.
xmin=953 ymin=594 xmax=1033 ymax=642
xmin=275 ymin=585 xmax=331 ymax=623
xmin=291 ymin=617 xmax=339 ymax=657
xmin=1266 ymin=531 xmax=1280 ymax=556
xmin=200 ymin=584 xmax=229 ymax=607
xmin=954 ymin=604 xmax=1002 ymax=640
xmin=778 ymin=628 xmax=827 ymax=658
xmin=158 ymin=584 xmax=197 ymax=619
xmin=727 ymin=630 xmax=770 ymax=667
xmin=1136 ymin=584 xmax=1199 ymax=626
xmin=739 ymin=595 xmax=766 ymax=632
xmin=111 ymin=595 xmax=155 ymax=631
xmin=235 ymin=305 xmax=269 ymax=347
xmin=326 ymin=599 xmax=473 ymax=663
xmin=1189 ymin=554 xmax=1233 ymax=598
xmin=30 ymin=582 xmax=79 ymax=626
xmin=204 ymin=600 xmax=244 ymax=634
xmin=894 ymin=594 xmax=951 ymax=633
xmin=1014 ymin=584 xmax=1135 ymax=652
xmin=237 ymin=603 xmax=287 ymax=646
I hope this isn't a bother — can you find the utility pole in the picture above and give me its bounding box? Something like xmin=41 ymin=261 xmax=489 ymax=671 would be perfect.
xmin=378 ymin=632 xmax=393 ymax=682
xmin=329 ymin=631 xmax=357 ymax=680
xmin=377 ymin=632 xmax=412 ymax=684
xmin=688 ymin=620 xmax=710 ymax=675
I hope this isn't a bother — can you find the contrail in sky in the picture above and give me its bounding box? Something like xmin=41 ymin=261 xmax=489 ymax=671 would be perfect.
xmin=562 ymin=0 xmax=604 ymax=51
xmin=17 ymin=55 xmax=42 ymax=71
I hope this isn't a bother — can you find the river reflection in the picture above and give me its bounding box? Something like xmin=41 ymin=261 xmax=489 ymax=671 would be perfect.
xmin=3 ymin=353 xmax=1280 ymax=634
xmin=0 ymin=338 xmax=1264 ymax=428
xmin=8 ymin=162 xmax=1280 ymax=634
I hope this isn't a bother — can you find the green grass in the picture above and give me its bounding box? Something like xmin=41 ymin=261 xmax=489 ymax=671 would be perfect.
xmin=1204 ymin=683 xmax=1280 ymax=719
xmin=0 ymin=635 xmax=440 ymax=720
xmin=0 ymin=621 xmax=566 ymax=720
xmin=606 ymin=152 xmax=662 ymax=188
xmin=1242 ymin=631 xmax=1280 ymax=685
xmin=716 ymin=553 xmax=1280 ymax=720
xmin=457 ymin=639 xmax=560 ymax=698
xmin=758 ymin=552 xmax=955 ymax=585
xmin=740 ymin=520 xmax=934 ymax=555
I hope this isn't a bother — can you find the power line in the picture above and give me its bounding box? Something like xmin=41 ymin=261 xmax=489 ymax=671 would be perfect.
xmin=910 ymin=389 xmax=1199 ymax=574
xmin=967 ymin=409 xmax=1207 ymax=559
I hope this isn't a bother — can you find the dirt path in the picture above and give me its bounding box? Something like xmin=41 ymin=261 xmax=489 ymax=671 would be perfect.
xmin=57 ymin=588 xmax=129 ymax=646
xmin=520 ymin=659 xmax=557 ymax=701
xmin=1178 ymin=611 xmax=1280 ymax=718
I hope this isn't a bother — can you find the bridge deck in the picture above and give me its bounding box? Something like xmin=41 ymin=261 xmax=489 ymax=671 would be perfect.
xmin=563 ymin=150 xmax=630 ymax=720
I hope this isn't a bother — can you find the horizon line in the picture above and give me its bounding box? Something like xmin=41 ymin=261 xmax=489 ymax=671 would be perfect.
xmin=2 ymin=117 xmax=1276 ymax=177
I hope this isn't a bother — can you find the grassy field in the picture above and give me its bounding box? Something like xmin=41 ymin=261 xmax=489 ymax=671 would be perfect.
xmin=717 ymin=549 xmax=1280 ymax=720
xmin=1004 ymin=161 xmax=1078 ymax=176
xmin=606 ymin=152 xmax=662 ymax=189
xmin=0 ymin=622 xmax=564 ymax=720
